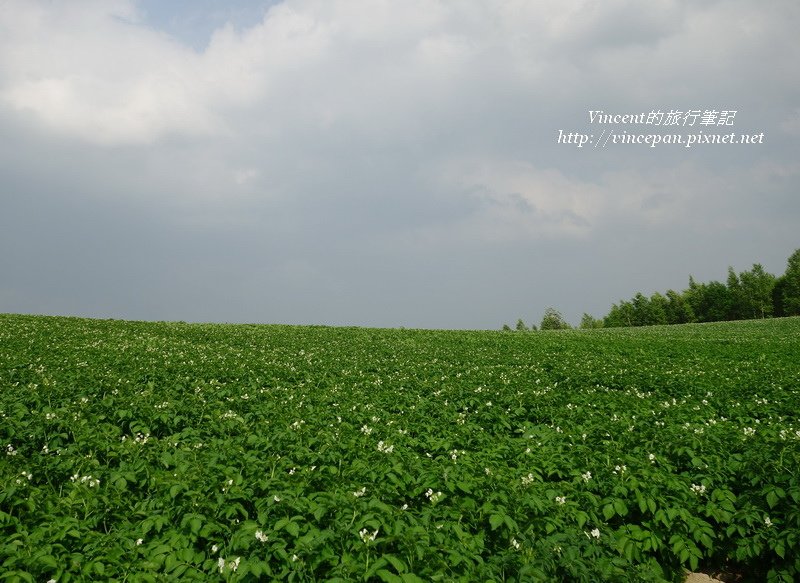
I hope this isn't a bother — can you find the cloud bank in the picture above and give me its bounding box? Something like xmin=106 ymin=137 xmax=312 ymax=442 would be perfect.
xmin=1 ymin=0 xmax=798 ymax=328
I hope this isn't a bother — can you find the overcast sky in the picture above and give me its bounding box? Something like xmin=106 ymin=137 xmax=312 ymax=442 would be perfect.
xmin=1 ymin=0 xmax=798 ymax=329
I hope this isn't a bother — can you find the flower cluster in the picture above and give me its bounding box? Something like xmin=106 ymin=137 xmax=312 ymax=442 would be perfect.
xmin=218 ymin=556 xmax=240 ymax=573
xmin=690 ymin=483 xmax=707 ymax=495
xmin=121 ymin=432 xmax=150 ymax=444
xmin=377 ymin=441 xmax=394 ymax=454
xmin=15 ymin=471 xmax=33 ymax=485
xmin=70 ymin=474 xmax=100 ymax=487
xmin=353 ymin=487 xmax=367 ymax=497
xmin=359 ymin=528 xmax=378 ymax=543
xmin=425 ymin=489 xmax=443 ymax=503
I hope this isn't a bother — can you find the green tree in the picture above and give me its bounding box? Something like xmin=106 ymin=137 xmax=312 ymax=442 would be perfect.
xmin=515 ymin=318 xmax=528 ymax=332
xmin=648 ymin=292 xmax=669 ymax=325
xmin=631 ymin=292 xmax=651 ymax=326
xmin=780 ymin=249 xmax=800 ymax=316
xmin=540 ymin=307 xmax=570 ymax=330
xmin=773 ymin=276 xmax=788 ymax=317
xmin=604 ymin=300 xmax=634 ymax=327
xmin=686 ymin=278 xmax=730 ymax=322
xmin=738 ymin=263 xmax=776 ymax=318
xmin=726 ymin=267 xmax=745 ymax=320
xmin=580 ymin=313 xmax=603 ymax=329
xmin=664 ymin=289 xmax=695 ymax=324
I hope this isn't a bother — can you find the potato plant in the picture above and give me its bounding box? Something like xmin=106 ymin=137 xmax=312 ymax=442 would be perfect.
xmin=1 ymin=315 xmax=798 ymax=581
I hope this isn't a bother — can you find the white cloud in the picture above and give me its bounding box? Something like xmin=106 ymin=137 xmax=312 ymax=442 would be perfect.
xmin=0 ymin=0 xmax=797 ymax=327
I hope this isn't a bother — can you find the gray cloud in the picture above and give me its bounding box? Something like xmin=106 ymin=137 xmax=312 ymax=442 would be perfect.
xmin=1 ymin=0 xmax=798 ymax=328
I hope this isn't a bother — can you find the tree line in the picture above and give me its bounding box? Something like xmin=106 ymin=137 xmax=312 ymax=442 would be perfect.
xmin=504 ymin=248 xmax=800 ymax=331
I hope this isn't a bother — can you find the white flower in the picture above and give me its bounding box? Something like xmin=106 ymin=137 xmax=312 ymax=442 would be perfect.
xmin=648 ymin=453 xmax=656 ymax=463
xmin=360 ymin=425 xmax=372 ymax=435
xmin=359 ymin=528 xmax=379 ymax=543
xmin=211 ymin=544 xmax=219 ymax=553
xmin=425 ymin=489 xmax=443 ymax=503
xmin=135 ymin=538 xmax=143 ymax=545
xmin=613 ymin=465 xmax=626 ymax=475
xmin=510 ymin=538 xmax=521 ymax=550
xmin=743 ymin=427 xmax=756 ymax=436
xmin=70 ymin=474 xmax=100 ymax=487
xmin=230 ymin=557 xmax=240 ymax=572
xmin=690 ymin=483 xmax=707 ymax=495
xmin=353 ymin=487 xmax=367 ymax=497
xmin=581 ymin=471 xmax=592 ymax=482
xmin=377 ymin=441 xmax=394 ymax=454
xmin=217 ymin=557 xmax=226 ymax=573
xmin=273 ymin=495 xmax=281 ymax=502
xmin=521 ymin=473 xmax=536 ymax=486
xmin=764 ymin=516 xmax=773 ymax=527
xmin=6 ymin=444 xmax=16 ymax=456
xmin=555 ymin=496 xmax=566 ymax=505
xmin=255 ymin=530 xmax=268 ymax=542
xmin=590 ymin=528 xmax=600 ymax=539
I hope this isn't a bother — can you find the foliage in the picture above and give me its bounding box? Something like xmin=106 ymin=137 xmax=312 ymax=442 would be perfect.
xmin=1 ymin=314 xmax=799 ymax=581
xmin=540 ymin=307 xmax=571 ymax=330
xmin=602 ymin=249 xmax=799 ymax=328
xmin=780 ymin=249 xmax=800 ymax=316
xmin=579 ymin=313 xmax=603 ymax=329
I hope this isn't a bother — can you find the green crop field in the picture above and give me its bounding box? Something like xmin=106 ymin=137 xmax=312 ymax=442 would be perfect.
xmin=1 ymin=314 xmax=799 ymax=582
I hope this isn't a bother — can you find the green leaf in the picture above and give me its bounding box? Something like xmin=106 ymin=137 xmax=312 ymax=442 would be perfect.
xmin=285 ymin=521 xmax=300 ymax=537
xmin=385 ymin=554 xmax=407 ymax=574
xmin=767 ymin=490 xmax=779 ymax=508
xmin=775 ymin=542 xmax=785 ymax=559
xmin=377 ymin=570 xmax=403 ymax=583
xmin=489 ymin=514 xmax=504 ymax=530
